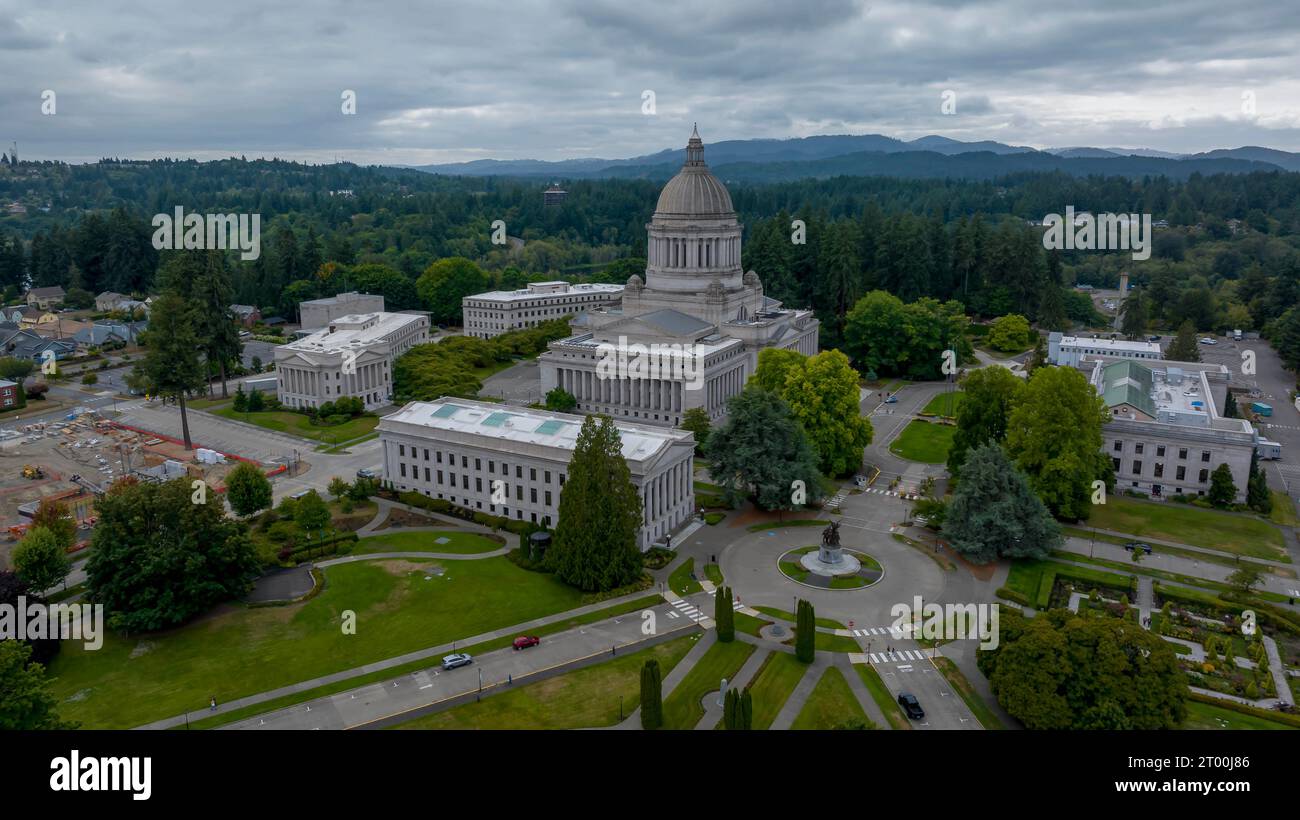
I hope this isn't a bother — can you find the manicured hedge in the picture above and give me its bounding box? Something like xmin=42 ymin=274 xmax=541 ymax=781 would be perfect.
xmin=1187 ymin=691 xmax=1300 ymax=728
xmin=1036 ymin=563 xmax=1137 ymax=609
xmin=395 ymin=490 xmax=542 ymax=538
xmin=1157 ymin=583 xmax=1300 ymax=636
xmin=285 ymin=531 xmax=359 ymax=563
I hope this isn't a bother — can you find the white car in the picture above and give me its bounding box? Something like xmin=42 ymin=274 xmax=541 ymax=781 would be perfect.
xmin=1200 ymin=338 xmax=1217 ymax=345
xmin=441 ymin=653 xmax=473 ymax=670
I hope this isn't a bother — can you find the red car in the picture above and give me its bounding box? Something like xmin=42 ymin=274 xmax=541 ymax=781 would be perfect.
xmin=512 ymin=635 xmax=540 ymax=650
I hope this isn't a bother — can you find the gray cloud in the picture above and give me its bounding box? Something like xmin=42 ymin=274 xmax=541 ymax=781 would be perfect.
xmin=1 ymin=0 xmax=1297 ymax=164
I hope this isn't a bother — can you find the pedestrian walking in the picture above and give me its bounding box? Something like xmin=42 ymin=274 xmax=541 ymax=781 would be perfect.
xmin=209 ymin=695 xmax=217 ymax=712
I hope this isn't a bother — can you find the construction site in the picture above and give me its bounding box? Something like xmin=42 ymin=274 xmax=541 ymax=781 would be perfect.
xmin=0 ymin=408 xmax=251 ymax=568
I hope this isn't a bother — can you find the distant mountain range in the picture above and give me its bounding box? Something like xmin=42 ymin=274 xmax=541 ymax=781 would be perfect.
xmin=408 ymin=134 xmax=1300 ymax=183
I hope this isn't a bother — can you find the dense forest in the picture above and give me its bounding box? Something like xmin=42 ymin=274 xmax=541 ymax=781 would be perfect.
xmin=2 ymin=157 xmax=1299 ymax=365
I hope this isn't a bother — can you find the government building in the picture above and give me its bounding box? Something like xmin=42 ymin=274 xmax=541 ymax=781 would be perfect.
xmin=377 ymin=398 xmax=695 ymax=548
xmin=462 ymin=280 xmax=624 ymax=339
xmin=1077 ymin=357 xmax=1257 ymax=502
xmin=537 ymin=127 xmax=819 ymax=427
xmin=274 ymin=311 xmax=430 ymax=410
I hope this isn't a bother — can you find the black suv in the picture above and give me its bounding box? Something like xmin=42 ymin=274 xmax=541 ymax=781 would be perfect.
xmin=898 ymin=692 xmax=925 ymax=720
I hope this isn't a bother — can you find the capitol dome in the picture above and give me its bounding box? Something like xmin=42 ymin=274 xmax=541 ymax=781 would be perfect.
xmin=653 ymin=125 xmax=734 ymax=218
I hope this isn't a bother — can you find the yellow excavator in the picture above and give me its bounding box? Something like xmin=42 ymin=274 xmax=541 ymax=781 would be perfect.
xmin=21 ymin=464 xmax=45 ymax=480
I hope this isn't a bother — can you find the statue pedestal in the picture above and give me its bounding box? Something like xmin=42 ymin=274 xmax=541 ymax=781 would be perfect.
xmin=800 ymin=548 xmax=861 ymax=577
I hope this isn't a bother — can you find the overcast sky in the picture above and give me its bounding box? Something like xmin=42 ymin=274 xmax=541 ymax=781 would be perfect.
xmin=3 ymin=0 xmax=1299 ymax=165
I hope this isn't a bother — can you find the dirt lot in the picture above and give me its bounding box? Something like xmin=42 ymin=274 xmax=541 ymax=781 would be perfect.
xmin=0 ymin=415 xmax=243 ymax=568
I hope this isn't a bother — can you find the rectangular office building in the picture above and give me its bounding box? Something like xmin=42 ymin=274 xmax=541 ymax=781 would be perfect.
xmin=378 ymin=398 xmax=695 ymax=548
xmin=275 ymin=312 xmax=429 ymax=410
xmin=462 ymin=281 xmax=623 ymax=339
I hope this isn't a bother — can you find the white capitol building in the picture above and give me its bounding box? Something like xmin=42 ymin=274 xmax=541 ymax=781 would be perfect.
xmin=538 ymin=126 xmax=820 ymax=427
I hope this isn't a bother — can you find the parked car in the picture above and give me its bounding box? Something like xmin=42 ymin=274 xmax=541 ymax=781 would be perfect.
xmin=898 ymin=692 xmax=925 ymax=720
xmin=1147 ymin=335 xmax=1161 ymax=342
xmin=1124 ymin=541 xmax=1153 ymax=555
xmin=289 ymin=489 xmax=312 ymax=500
xmin=441 ymin=653 xmax=473 ymax=670
xmin=355 ymin=467 xmax=379 ymax=480
xmin=512 ymin=635 xmax=540 ymax=650
xmin=1200 ymin=337 xmax=1217 ymax=345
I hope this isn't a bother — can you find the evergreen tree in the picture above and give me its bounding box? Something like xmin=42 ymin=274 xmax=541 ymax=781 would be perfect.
xmin=1119 ymin=291 xmax=1149 ymax=339
xmin=704 ymin=387 xmax=822 ymax=511
xmin=723 ymin=687 xmax=739 ymax=729
xmin=1208 ymin=463 xmax=1237 ymax=507
xmin=1166 ymin=319 xmax=1202 ymax=362
xmin=795 ymin=599 xmax=816 ymax=663
xmin=740 ymin=689 xmax=753 ymax=729
xmin=1246 ymin=451 xmax=1272 ymax=514
xmin=0 ymin=640 xmax=75 ymax=730
xmin=135 ymin=290 xmax=207 ymax=448
xmin=192 ymin=251 xmax=242 ymax=398
xmin=715 ymin=585 xmax=735 ymax=642
xmin=639 ymin=659 xmax=663 ymax=729
xmin=547 ymin=415 xmax=644 ymax=592
xmin=943 ymin=443 xmax=1063 ymax=564
xmin=1224 ymin=390 xmax=1238 ymax=418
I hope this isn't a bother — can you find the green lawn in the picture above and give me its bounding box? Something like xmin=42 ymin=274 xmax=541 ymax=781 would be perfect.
xmin=47 ymin=556 xmax=590 ymax=728
xmin=745 ymin=651 xmax=810 ymax=729
xmin=1086 ymin=496 xmax=1287 ymax=561
xmin=753 ymin=606 xmax=846 ymax=630
xmin=854 ymin=663 xmax=911 ymax=730
xmin=1271 ymin=491 xmax=1299 ymax=527
xmin=791 ymin=666 xmax=872 ymax=730
xmin=668 ymin=557 xmax=702 ymax=595
xmin=393 ymin=634 xmax=697 ymax=730
xmin=1061 ymin=526 xmax=1295 ymax=578
xmin=933 ymin=657 xmax=1005 ymax=729
xmin=734 ymin=612 xmax=773 ymax=637
xmin=352 ymin=530 xmax=503 ymax=555
xmin=1180 ymin=700 xmax=1299 ymax=730
xmin=661 ymin=639 xmax=755 ymax=729
xmin=888 ymin=420 xmax=956 ymax=464
xmin=920 ymin=391 xmax=964 ymax=418
xmin=187 ymin=594 xmax=665 ymax=729
xmin=214 ymin=407 xmax=379 ymax=445
xmin=745 ymin=519 xmax=825 ymax=533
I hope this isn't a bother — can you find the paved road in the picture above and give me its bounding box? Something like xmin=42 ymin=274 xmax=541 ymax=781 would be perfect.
xmin=222 ymin=597 xmax=701 ymax=730
xmin=860 ymin=380 xmax=955 ymax=494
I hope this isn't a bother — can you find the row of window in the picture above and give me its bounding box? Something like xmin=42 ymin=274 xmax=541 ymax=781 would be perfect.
xmin=1113 ymin=457 xmax=1214 ymax=482
xmin=395 ymin=443 xmax=566 ymax=486
xmin=397 ymin=463 xmax=555 ymax=506
xmin=1111 ymin=441 xmax=1211 ymax=462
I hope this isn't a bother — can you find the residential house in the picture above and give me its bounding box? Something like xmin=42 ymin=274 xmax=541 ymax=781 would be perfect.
xmin=95 ymin=291 xmax=127 ymax=312
xmin=18 ymin=307 xmax=59 ymax=331
xmin=230 ymin=304 xmax=261 ymax=327
xmin=25 ymin=286 xmax=66 ymax=309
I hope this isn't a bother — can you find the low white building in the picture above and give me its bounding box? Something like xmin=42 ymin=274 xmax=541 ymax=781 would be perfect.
xmin=1049 ymin=332 xmax=1162 ymax=368
xmin=462 ymin=281 xmax=624 ymax=339
xmin=377 ymin=397 xmax=695 ymax=548
xmin=299 ymin=291 xmax=385 ymax=330
xmin=274 ymin=312 xmax=429 ymax=411
xmin=1080 ymin=357 xmax=1256 ymax=503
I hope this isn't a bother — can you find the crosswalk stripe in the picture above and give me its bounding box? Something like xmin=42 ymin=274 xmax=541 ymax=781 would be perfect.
xmin=667 ymin=611 xmax=680 ymax=619
xmin=853 ymin=629 xmax=862 ymax=637
xmin=869 ymin=653 xmax=880 ymax=663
